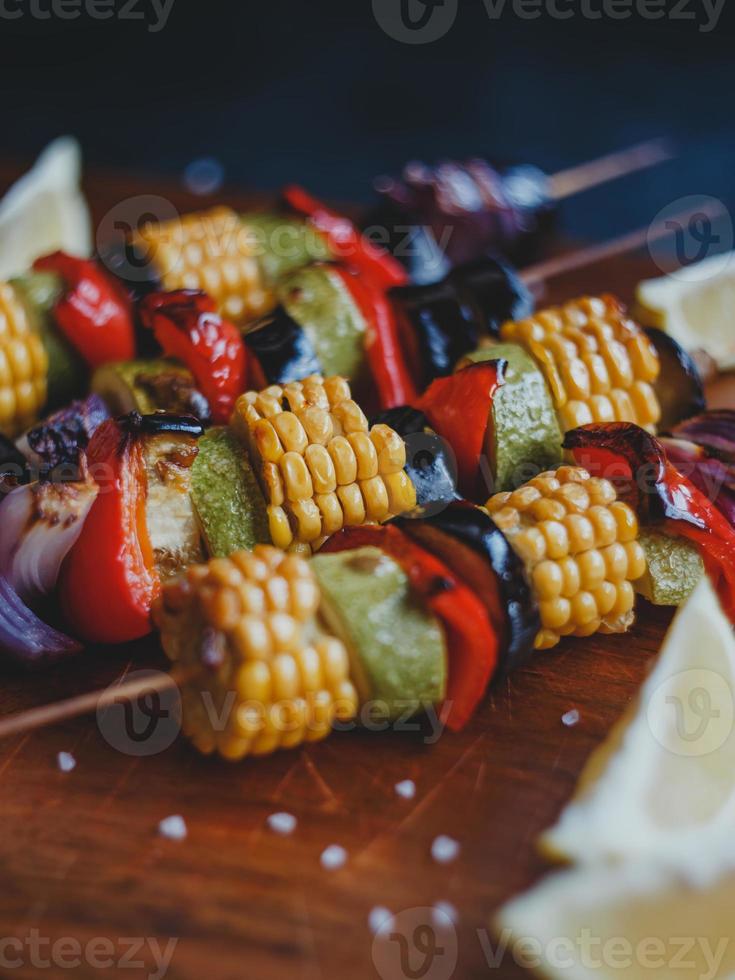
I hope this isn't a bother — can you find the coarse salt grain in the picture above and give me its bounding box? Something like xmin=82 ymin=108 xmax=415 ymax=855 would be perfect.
xmin=562 ymin=709 xmax=580 ymax=727
xmin=267 ymin=812 xmax=297 ymax=836
xmin=431 ymin=835 xmax=460 ymax=864
xmin=320 ymin=844 xmax=347 ymax=870
xmin=433 ymin=901 xmax=458 ymax=925
xmin=56 ymin=751 xmax=76 ymax=773
xmin=394 ymin=779 xmax=416 ymax=800
xmin=158 ymin=815 xmax=187 ymax=841
xmin=368 ymin=907 xmax=393 ymax=934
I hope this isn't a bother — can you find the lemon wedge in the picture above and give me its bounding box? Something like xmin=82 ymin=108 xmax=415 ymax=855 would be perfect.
xmin=635 ymin=252 xmax=735 ymax=371
xmin=540 ymin=575 xmax=735 ymax=877
xmin=496 ymin=861 xmax=735 ymax=980
xmin=0 ymin=137 xmax=91 ymax=280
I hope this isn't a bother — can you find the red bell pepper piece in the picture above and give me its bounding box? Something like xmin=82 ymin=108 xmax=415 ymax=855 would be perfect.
xmin=34 ymin=252 xmax=135 ymax=369
xmin=139 ymin=290 xmax=247 ymax=425
xmin=415 ymin=361 xmax=504 ymax=501
xmin=321 ymin=524 xmax=498 ymax=732
xmin=331 ymin=266 xmax=417 ymax=410
xmin=566 ymin=422 xmax=735 ymax=622
xmin=60 ymin=418 xmax=159 ymax=644
xmin=283 ymin=186 xmax=408 ymax=292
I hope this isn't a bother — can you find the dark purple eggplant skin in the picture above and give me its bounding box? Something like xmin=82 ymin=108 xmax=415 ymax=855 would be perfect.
xmin=389 ymin=279 xmax=480 ymax=387
xmin=24 ymin=394 xmax=109 ymax=471
xmin=564 ymin=422 xmax=706 ymax=530
xmin=449 ymin=254 xmax=534 ymax=338
xmin=120 ymin=412 xmax=204 ymax=439
xmin=394 ymin=500 xmax=540 ymax=675
xmin=243 ymin=305 xmax=323 ymax=385
xmin=371 ymin=407 xmax=459 ymax=511
xmin=646 ymin=327 xmax=706 ymax=430
xmin=0 ymin=435 xmax=29 ymax=485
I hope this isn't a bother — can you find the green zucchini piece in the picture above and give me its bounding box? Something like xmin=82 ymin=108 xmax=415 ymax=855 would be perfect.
xmin=277 ymin=265 xmax=368 ymax=384
xmin=311 ymin=546 xmax=447 ymax=722
xmin=191 ymin=427 xmax=270 ymax=558
xmin=11 ymin=271 xmax=86 ymax=410
xmin=635 ymin=529 xmax=704 ymax=606
xmin=244 ymin=212 xmax=330 ymax=284
xmin=92 ymin=359 xmax=202 ymax=417
xmin=463 ymin=342 xmax=562 ymax=491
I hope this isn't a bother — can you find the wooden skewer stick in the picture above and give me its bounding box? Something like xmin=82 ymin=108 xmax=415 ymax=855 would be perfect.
xmin=549 ymin=138 xmax=676 ymax=201
xmin=522 ymin=199 xmax=729 ymax=286
xmin=0 ymin=667 xmax=194 ymax=741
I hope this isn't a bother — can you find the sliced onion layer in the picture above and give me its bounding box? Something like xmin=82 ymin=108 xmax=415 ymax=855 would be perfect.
xmin=0 ymin=574 xmax=81 ymax=668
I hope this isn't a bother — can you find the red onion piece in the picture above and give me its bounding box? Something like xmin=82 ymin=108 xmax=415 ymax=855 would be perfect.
xmin=0 ymin=574 xmax=81 ymax=668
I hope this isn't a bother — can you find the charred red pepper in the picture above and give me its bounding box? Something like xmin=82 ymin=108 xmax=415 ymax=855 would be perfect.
xmin=321 ymin=524 xmax=498 ymax=732
xmin=331 ymin=266 xmax=417 ymax=410
xmin=415 ymin=361 xmax=505 ymax=500
xmin=283 ymin=186 xmax=408 ymax=292
xmin=565 ymin=422 xmax=735 ymax=621
xmin=139 ymin=290 xmax=247 ymax=425
xmin=60 ymin=417 xmax=159 ymax=644
xmin=34 ymin=252 xmax=135 ymax=369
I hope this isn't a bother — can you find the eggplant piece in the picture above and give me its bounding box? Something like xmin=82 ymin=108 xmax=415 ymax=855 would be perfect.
xmin=646 ymin=327 xmax=706 ymax=430
xmin=93 ymin=359 xmax=211 ymax=423
xmin=244 ymin=305 xmax=322 ymax=385
xmin=372 ymin=406 xmax=458 ymax=512
xmin=389 ymin=279 xmax=479 ymax=386
xmin=449 ymin=255 xmax=534 ymax=338
xmin=395 ymin=500 xmax=539 ymax=674
xmin=17 ymin=394 xmax=109 ymax=473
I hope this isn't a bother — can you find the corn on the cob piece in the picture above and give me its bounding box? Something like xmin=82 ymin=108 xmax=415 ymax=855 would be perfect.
xmin=232 ymin=375 xmax=416 ymax=552
xmin=500 ymin=296 xmax=662 ymax=435
xmin=0 ymin=282 xmax=48 ymax=437
xmin=153 ymin=545 xmax=359 ymax=760
xmin=486 ymin=465 xmax=646 ymax=650
xmin=133 ymin=206 xmax=274 ymax=325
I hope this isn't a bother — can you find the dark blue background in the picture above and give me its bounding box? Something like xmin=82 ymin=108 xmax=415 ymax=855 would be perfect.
xmin=2 ymin=0 xmax=734 ymax=241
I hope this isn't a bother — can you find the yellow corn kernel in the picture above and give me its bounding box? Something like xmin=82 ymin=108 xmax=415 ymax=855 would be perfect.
xmin=348 ymin=431 xmax=379 ymax=480
xmin=361 ymin=476 xmax=390 ymax=522
xmin=560 ymin=400 xmax=594 ymax=432
xmin=370 ymin=424 xmax=407 ymax=474
xmin=268 ymin=505 xmax=293 ymax=550
xmin=509 ymin=486 xmax=542 ymax=512
xmin=290 ymin=499 xmax=323 ymax=542
xmin=609 ymin=501 xmax=639 ymax=543
xmin=279 ymin=452 xmax=314 ymax=502
xmin=539 ymin=520 xmax=569 ymax=560
xmin=305 ymin=443 xmax=337 ymax=494
xmin=383 ymin=470 xmax=417 ymax=515
xmin=583 ymin=353 xmax=612 ymax=394
xmin=253 ymin=418 xmax=284 ymax=463
xmin=532 ymin=560 xmax=564 ymax=600
xmin=337 ymin=484 xmax=366 ymax=526
xmin=563 ymin=514 xmax=595 ymax=552
xmin=558 ymin=556 xmax=581 ymax=598
xmin=625 ymin=540 xmax=647 ymax=581
xmin=332 ymin=398 xmax=368 ymax=434
xmin=577 ymin=549 xmax=606 ymax=590
xmin=540 ymin=597 xmax=572 ymax=630
xmin=328 ymin=436 xmax=358 ymax=485
xmin=298 ymin=405 xmax=334 ymax=445
xmin=272 ymin=412 xmax=308 ymax=454
xmin=263 ymin=462 xmax=285 ymax=507
xmin=593 ymin=582 xmax=618 ymax=617
xmin=602 ymin=542 xmax=629 ymax=582
xmin=323 ymin=376 xmax=352 ymax=406
xmin=316 ymin=492 xmax=344 ymax=536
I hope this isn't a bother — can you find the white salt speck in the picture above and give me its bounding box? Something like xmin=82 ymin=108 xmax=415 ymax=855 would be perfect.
xmin=395 ymin=779 xmax=416 ymax=800
xmin=56 ymin=751 xmax=76 ymax=773
xmin=433 ymin=901 xmax=458 ymax=925
xmin=267 ymin=812 xmax=297 ymax=836
xmin=320 ymin=844 xmax=347 ymax=870
xmin=183 ymin=157 xmax=224 ymax=196
xmin=368 ymin=907 xmax=393 ymax=934
xmin=562 ymin=709 xmax=580 ymax=728
xmin=431 ymin=835 xmax=460 ymax=864
xmin=158 ymin=815 xmax=187 ymax=841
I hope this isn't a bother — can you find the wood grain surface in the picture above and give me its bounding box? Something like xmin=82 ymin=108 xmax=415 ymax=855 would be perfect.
xmin=0 ymin=168 xmax=727 ymax=980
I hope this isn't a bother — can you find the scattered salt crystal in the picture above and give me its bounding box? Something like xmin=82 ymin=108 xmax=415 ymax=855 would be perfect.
xmin=562 ymin=709 xmax=580 ymax=728
xmin=431 ymin=835 xmax=460 ymax=864
xmin=56 ymin=751 xmax=76 ymax=773
xmin=320 ymin=844 xmax=347 ymax=870
xmin=395 ymin=779 xmax=416 ymax=800
xmin=433 ymin=901 xmax=458 ymax=925
xmin=158 ymin=815 xmax=187 ymax=841
xmin=183 ymin=157 xmax=224 ymax=196
xmin=267 ymin=812 xmax=297 ymax=836
xmin=368 ymin=906 xmax=393 ymax=934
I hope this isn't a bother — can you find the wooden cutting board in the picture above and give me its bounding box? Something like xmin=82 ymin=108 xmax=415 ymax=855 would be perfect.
xmin=0 ymin=170 xmax=729 ymax=980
